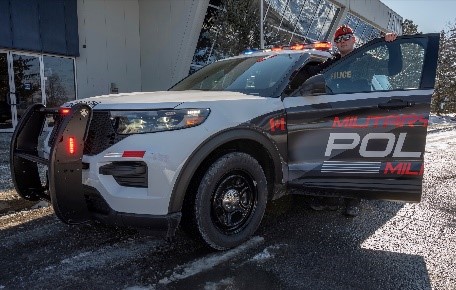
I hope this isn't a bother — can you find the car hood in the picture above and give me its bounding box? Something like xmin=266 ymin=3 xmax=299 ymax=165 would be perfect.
xmin=64 ymin=90 xmax=266 ymax=110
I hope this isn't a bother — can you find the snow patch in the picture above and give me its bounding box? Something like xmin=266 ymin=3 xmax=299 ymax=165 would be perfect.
xmin=125 ymin=286 xmax=155 ymax=290
xmin=251 ymin=248 xmax=273 ymax=261
xmin=250 ymin=244 xmax=287 ymax=262
xmin=429 ymin=114 xmax=456 ymax=125
xmin=60 ymin=251 xmax=92 ymax=264
xmin=158 ymin=236 xmax=264 ymax=286
xmin=31 ymin=201 xmax=50 ymax=209
xmin=204 ymin=277 xmax=235 ymax=290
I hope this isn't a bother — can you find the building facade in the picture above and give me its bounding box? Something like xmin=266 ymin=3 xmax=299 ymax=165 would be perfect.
xmin=0 ymin=0 xmax=401 ymax=132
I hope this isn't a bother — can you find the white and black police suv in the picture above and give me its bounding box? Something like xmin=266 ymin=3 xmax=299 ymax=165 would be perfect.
xmin=11 ymin=34 xmax=440 ymax=250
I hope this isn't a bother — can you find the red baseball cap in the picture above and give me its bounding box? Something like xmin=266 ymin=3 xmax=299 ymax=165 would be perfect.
xmin=334 ymin=25 xmax=354 ymax=40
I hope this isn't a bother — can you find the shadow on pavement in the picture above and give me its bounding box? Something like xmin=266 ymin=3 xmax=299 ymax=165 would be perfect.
xmin=167 ymin=195 xmax=431 ymax=290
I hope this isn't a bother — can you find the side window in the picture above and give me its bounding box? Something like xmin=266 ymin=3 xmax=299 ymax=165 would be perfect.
xmin=283 ymin=62 xmax=321 ymax=96
xmin=323 ymin=38 xmax=428 ymax=94
xmin=389 ymin=42 xmax=426 ymax=89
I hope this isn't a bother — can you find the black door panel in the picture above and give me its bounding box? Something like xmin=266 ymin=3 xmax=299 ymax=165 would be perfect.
xmin=284 ymin=34 xmax=440 ymax=202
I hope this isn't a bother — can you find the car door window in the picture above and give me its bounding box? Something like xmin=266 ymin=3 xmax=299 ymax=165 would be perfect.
xmin=323 ymin=38 xmax=428 ymax=94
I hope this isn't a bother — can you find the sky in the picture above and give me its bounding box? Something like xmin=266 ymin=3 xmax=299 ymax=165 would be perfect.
xmin=381 ymin=0 xmax=456 ymax=33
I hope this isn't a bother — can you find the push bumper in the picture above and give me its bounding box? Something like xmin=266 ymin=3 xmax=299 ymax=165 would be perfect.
xmin=10 ymin=104 xmax=181 ymax=238
xmin=10 ymin=103 xmax=93 ymax=224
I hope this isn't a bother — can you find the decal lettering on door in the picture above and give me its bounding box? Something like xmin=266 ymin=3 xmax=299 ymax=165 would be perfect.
xmin=332 ymin=114 xmax=428 ymax=128
xmin=383 ymin=162 xmax=424 ymax=176
xmin=269 ymin=117 xmax=286 ymax=132
xmin=325 ymin=132 xmax=421 ymax=158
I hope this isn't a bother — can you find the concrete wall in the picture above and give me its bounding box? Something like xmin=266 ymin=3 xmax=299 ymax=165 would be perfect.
xmin=138 ymin=0 xmax=209 ymax=91
xmin=76 ymin=0 xmax=208 ymax=98
xmin=74 ymin=0 xmax=399 ymax=99
xmin=76 ymin=0 xmax=141 ymax=99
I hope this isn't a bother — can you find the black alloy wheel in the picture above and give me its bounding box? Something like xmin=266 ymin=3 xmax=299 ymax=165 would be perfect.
xmin=192 ymin=152 xmax=268 ymax=250
xmin=211 ymin=170 xmax=257 ymax=235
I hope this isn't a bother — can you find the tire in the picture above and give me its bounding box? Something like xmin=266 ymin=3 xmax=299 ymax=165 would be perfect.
xmin=193 ymin=152 xmax=268 ymax=250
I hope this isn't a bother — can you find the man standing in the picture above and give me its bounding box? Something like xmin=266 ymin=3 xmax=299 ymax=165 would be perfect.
xmin=311 ymin=25 xmax=398 ymax=77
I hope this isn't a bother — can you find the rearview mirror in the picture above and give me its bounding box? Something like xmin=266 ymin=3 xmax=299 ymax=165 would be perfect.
xmin=298 ymin=74 xmax=327 ymax=96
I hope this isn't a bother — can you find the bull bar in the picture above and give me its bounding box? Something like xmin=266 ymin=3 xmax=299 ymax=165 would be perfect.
xmin=10 ymin=103 xmax=93 ymax=224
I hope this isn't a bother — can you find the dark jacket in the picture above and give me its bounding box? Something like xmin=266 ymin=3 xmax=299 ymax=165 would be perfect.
xmin=289 ymin=41 xmax=401 ymax=95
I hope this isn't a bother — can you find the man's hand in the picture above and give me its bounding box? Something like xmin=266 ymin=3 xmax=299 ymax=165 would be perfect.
xmin=385 ymin=32 xmax=397 ymax=42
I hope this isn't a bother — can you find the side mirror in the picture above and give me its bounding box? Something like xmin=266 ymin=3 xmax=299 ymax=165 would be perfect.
xmin=299 ymin=74 xmax=327 ymax=96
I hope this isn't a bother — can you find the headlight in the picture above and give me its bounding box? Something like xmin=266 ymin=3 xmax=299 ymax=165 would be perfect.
xmin=110 ymin=109 xmax=210 ymax=134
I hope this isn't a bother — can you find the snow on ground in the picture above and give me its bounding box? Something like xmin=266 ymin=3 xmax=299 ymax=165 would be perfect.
xmin=429 ymin=113 xmax=456 ymax=125
xmin=157 ymin=236 xmax=264 ymax=286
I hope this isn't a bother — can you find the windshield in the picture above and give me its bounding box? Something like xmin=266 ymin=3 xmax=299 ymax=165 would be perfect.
xmin=170 ymin=54 xmax=301 ymax=97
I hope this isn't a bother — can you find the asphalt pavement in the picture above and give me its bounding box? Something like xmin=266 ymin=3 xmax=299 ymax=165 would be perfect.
xmin=0 ymin=124 xmax=455 ymax=289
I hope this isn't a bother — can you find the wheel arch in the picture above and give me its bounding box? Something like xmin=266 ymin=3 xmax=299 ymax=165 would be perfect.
xmin=168 ymin=127 xmax=285 ymax=213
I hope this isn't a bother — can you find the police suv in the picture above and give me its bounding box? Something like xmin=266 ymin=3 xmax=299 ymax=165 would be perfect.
xmin=11 ymin=34 xmax=440 ymax=250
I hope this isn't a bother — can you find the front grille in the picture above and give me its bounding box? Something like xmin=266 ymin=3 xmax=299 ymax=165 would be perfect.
xmin=84 ymin=111 xmax=127 ymax=155
xmin=47 ymin=111 xmax=127 ymax=156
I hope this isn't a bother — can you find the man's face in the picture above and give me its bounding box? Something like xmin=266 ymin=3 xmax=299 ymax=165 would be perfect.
xmin=335 ymin=34 xmax=356 ymax=56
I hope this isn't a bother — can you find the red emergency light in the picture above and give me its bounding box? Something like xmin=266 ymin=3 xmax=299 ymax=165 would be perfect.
xmin=68 ymin=137 xmax=75 ymax=154
xmin=60 ymin=108 xmax=71 ymax=115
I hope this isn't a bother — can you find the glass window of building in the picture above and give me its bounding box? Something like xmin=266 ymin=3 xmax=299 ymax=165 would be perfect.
xmin=191 ymin=0 xmax=341 ymax=73
xmin=190 ymin=0 xmax=400 ymax=74
xmin=264 ymin=0 xmax=340 ymax=44
xmin=0 ymin=53 xmax=12 ymax=129
xmin=43 ymin=56 xmax=76 ymax=107
xmin=341 ymin=13 xmax=381 ymax=46
xmin=13 ymin=54 xmax=42 ymax=121
xmin=190 ymin=0 xmax=262 ymax=74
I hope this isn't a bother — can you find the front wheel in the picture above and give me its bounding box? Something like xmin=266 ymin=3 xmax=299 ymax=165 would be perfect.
xmin=193 ymin=152 xmax=268 ymax=250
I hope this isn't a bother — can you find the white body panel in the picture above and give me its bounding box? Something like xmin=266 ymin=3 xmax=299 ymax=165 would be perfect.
xmin=80 ymin=92 xmax=284 ymax=215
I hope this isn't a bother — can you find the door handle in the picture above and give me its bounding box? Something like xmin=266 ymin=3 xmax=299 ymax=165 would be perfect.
xmin=378 ymin=99 xmax=415 ymax=110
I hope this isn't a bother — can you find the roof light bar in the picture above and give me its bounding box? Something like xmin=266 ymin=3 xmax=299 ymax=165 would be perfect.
xmin=242 ymin=48 xmax=259 ymax=55
xmin=240 ymin=40 xmax=332 ymax=56
xmin=291 ymin=44 xmax=305 ymax=50
xmin=310 ymin=41 xmax=332 ymax=50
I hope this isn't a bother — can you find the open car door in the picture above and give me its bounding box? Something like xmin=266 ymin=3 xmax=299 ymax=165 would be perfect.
xmin=284 ymin=33 xmax=440 ymax=202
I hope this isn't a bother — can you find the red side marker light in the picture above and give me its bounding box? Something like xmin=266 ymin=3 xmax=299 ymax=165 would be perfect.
xmin=122 ymin=151 xmax=146 ymax=158
xmin=68 ymin=137 xmax=75 ymax=154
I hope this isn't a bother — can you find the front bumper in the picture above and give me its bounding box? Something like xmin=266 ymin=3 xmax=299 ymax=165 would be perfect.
xmin=10 ymin=104 xmax=180 ymax=238
xmin=84 ymin=185 xmax=181 ymax=237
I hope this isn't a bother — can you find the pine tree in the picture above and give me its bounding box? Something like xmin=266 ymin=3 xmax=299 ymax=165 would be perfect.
xmin=207 ymin=0 xmax=262 ymax=61
xmin=433 ymin=23 xmax=456 ymax=114
xmin=402 ymin=19 xmax=420 ymax=35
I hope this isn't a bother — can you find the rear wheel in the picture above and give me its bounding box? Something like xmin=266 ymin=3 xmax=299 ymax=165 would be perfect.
xmin=192 ymin=152 xmax=268 ymax=250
